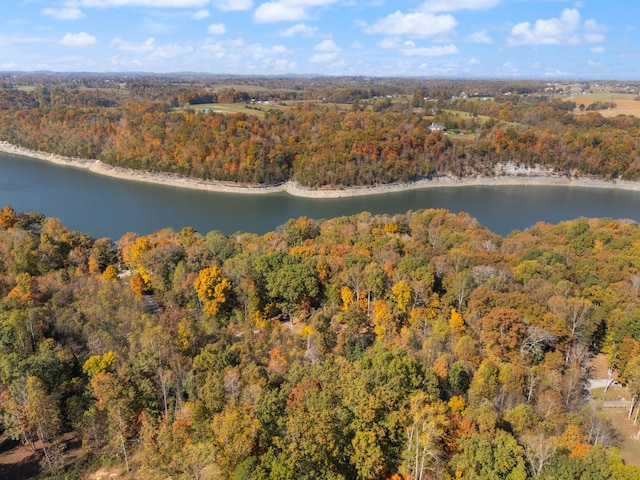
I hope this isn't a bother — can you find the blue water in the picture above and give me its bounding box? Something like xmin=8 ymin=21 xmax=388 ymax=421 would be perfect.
xmin=1 ymin=151 xmax=638 ymax=240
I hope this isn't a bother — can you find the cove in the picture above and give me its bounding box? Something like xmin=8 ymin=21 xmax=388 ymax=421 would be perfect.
xmin=1 ymin=151 xmax=639 ymax=241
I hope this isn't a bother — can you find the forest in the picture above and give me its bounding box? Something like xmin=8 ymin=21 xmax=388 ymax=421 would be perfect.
xmin=0 ymin=75 xmax=639 ymax=187
xmin=2 ymin=204 xmax=640 ymax=479
xmin=2 ymin=75 xmax=640 ymax=479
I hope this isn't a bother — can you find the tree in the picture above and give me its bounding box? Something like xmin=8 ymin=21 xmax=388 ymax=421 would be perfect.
xmin=265 ymin=258 xmax=319 ymax=324
xmin=401 ymin=391 xmax=449 ymax=480
xmin=193 ymin=266 xmax=232 ymax=317
xmin=0 ymin=205 xmax=17 ymax=229
xmin=451 ymin=431 xmax=527 ymax=480
xmin=480 ymin=307 xmax=527 ymax=361
xmin=211 ymin=406 xmax=261 ymax=478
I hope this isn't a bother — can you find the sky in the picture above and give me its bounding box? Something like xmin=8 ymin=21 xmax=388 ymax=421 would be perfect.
xmin=1 ymin=0 xmax=638 ymax=79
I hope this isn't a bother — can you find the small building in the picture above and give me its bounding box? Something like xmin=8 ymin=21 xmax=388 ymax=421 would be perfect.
xmin=428 ymin=122 xmax=446 ymax=132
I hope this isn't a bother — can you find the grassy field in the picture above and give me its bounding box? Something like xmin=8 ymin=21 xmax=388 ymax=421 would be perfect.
xmin=570 ymin=92 xmax=640 ymax=118
xmin=603 ymin=408 xmax=640 ymax=466
xmin=186 ymin=102 xmax=271 ymax=118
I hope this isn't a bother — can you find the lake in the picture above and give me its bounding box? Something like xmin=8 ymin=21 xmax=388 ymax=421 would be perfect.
xmin=1 ymin=151 xmax=639 ymax=240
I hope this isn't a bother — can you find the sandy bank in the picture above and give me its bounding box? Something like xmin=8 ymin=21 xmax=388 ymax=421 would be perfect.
xmin=2 ymin=140 xmax=640 ymax=198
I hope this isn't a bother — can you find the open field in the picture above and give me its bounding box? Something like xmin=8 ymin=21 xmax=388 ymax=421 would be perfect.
xmin=602 ymin=409 xmax=640 ymax=466
xmin=442 ymin=108 xmax=493 ymax=123
xmin=570 ymin=92 xmax=640 ymax=118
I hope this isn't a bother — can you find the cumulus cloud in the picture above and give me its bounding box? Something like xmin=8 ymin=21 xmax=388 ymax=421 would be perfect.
xmin=60 ymin=32 xmax=97 ymax=47
xmin=315 ymin=39 xmax=340 ymax=52
xmin=208 ymin=23 xmax=227 ymax=34
xmin=508 ymin=8 xmax=606 ymax=46
xmin=309 ymin=39 xmax=340 ymax=63
xmin=212 ymin=0 xmax=253 ymax=10
xmin=253 ymin=0 xmax=338 ymax=23
xmin=467 ymin=30 xmax=492 ymax=44
xmin=279 ymin=23 xmax=318 ymax=37
xmin=399 ymin=41 xmax=459 ymax=56
xmin=111 ymin=37 xmax=193 ymax=58
xmin=78 ymin=0 xmax=210 ymax=7
xmin=200 ymin=37 xmax=289 ymax=65
xmin=591 ymin=46 xmax=604 ymax=54
xmin=421 ymin=0 xmax=501 ymax=13
xmin=43 ymin=7 xmax=85 ymax=20
xmin=191 ymin=9 xmax=210 ymax=20
xmin=254 ymin=3 xmax=307 ymax=23
xmin=366 ymin=11 xmax=457 ymax=37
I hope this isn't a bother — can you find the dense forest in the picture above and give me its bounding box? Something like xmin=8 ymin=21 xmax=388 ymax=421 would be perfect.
xmin=2 ymin=204 xmax=640 ymax=478
xmin=1 ymin=75 xmax=639 ymax=187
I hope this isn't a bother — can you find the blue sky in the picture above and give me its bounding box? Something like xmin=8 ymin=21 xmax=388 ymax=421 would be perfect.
xmin=1 ymin=1 xmax=638 ymax=78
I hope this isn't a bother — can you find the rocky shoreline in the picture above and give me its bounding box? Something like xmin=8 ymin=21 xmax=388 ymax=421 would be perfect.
xmin=2 ymin=140 xmax=640 ymax=198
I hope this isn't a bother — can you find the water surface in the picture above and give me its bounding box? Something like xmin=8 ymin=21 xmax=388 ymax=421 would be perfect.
xmin=1 ymin=152 xmax=638 ymax=240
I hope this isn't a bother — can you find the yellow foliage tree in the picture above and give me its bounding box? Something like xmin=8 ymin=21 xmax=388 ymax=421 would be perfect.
xmin=193 ymin=266 xmax=232 ymax=317
xmin=102 ymin=264 xmax=118 ymax=281
xmin=392 ymin=279 xmax=413 ymax=314
xmin=449 ymin=308 xmax=465 ymax=338
xmin=83 ymin=350 xmax=118 ymax=378
xmin=341 ymin=286 xmax=354 ymax=312
xmin=373 ymin=299 xmax=392 ymax=339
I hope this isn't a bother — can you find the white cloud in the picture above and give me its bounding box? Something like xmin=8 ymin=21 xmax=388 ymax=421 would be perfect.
xmin=208 ymin=23 xmax=227 ymax=34
xmin=366 ymin=11 xmax=457 ymax=37
xmin=199 ymin=37 xmax=290 ymax=66
xmin=399 ymin=41 xmax=459 ymax=56
xmin=247 ymin=43 xmax=288 ymax=59
xmin=279 ymin=23 xmax=318 ymax=37
xmin=78 ymin=0 xmax=210 ymax=7
xmin=254 ymin=3 xmax=307 ymax=23
xmin=43 ymin=7 xmax=85 ymax=20
xmin=508 ymin=8 xmax=607 ymax=47
xmin=509 ymin=8 xmax=584 ymax=45
xmin=587 ymin=60 xmax=602 ymax=66
xmin=253 ymin=0 xmax=339 ymax=23
xmin=111 ymin=37 xmax=193 ymax=59
xmin=191 ymin=9 xmax=210 ymax=19
xmin=467 ymin=30 xmax=492 ymax=44
xmin=314 ymin=39 xmax=340 ymax=52
xmin=112 ymin=37 xmax=157 ymax=53
xmin=212 ymin=0 xmax=253 ymax=10
xmin=421 ymin=0 xmax=501 ymax=13
xmin=60 ymin=32 xmax=97 ymax=47
xmin=591 ymin=46 xmax=604 ymax=54
xmin=309 ymin=38 xmax=340 ymax=63
xmin=545 ymin=68 xmax=567 ymax=77
xmin=469 ymin=57 xmax=480 ymax=64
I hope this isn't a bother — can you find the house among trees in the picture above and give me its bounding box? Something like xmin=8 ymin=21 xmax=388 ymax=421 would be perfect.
xmin=428 ymin=122 xmax=446 ymax=132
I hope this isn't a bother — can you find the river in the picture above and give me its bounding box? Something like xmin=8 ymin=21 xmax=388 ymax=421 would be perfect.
xmin=1 ymin=151 xmax=639 ymax=240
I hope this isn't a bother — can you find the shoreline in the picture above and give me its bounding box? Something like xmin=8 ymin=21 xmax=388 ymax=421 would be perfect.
xmin=2 ymin=140 xmax=640 ymax=198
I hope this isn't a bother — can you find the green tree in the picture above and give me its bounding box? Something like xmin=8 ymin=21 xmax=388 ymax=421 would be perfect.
xmin=451 ymin=431 xmax=527 ymax=480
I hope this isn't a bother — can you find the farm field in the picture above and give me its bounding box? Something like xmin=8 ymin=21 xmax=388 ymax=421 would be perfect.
xmin=570 ymin=92 xmax=640 ymax=118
